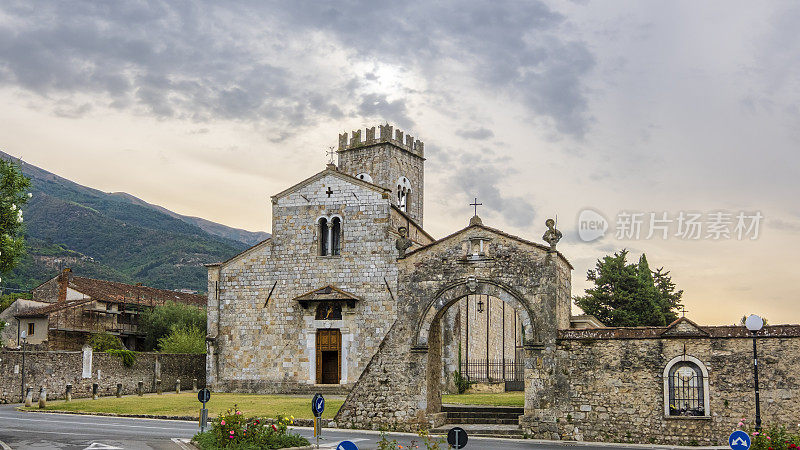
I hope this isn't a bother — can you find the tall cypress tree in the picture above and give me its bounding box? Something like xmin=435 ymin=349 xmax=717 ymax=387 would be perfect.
xmin=574 ymin=250 xmax=683 ymax=327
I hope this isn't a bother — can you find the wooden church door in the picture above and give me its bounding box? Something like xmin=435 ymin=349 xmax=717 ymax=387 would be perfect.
xmin=316 ymin=329 xmax=341 ymax=384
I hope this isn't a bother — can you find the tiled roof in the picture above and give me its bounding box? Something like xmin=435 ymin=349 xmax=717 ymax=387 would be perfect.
xmin=559 ymin=324 xmax=800 ymax=340
xmin=16 ymin=299 xmax=92 ymax=318
xmin=293 ymin=285 xmax=362 ymax=308
xmin=68 ymin=277 xmax=206 ymax=306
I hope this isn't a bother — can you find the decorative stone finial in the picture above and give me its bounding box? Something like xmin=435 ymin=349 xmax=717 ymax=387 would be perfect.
xmin=469 ymin=215 xmax=483 ymax=226
xmin=326 ymin=163 xmax=337 ymax=171
xmin=395 ymin=226 xmax=413 ymax=258
xmin=542 ymin=218 xmax=562 ymax=252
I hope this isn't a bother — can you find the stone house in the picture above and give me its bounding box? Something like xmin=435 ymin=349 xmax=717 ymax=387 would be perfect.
xmin=4 ymin=269 xmax=205 ymax=350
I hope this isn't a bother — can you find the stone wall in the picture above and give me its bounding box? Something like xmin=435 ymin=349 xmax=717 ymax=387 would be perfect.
xmin=545 ymin=327 xmax=800 ymax=445
xmin=0 ymin=349 xmax=205 ymax=403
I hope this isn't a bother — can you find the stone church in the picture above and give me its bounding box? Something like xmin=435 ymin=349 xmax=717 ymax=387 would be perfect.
xmin=207 ymin=125 xmax=800 ymax=445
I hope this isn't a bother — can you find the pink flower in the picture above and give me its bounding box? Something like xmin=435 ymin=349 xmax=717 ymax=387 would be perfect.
xmin=738 ymin=422 xmax=744 ymax=427
xmin=236 ymin=411 xmax=242 ymax=415
xmin=754 ymin=432 xmax=760 ymax=436
xmin=221 ymin=420 xmax=225 ymax=425
xmin=230 ymin=430 xmax=234 ymax=435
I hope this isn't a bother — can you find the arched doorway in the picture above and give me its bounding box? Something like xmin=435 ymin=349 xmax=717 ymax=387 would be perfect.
xmin=415 ymin=278 xmax=537 ymax=417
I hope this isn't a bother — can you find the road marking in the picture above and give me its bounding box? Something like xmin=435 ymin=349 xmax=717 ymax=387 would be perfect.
xmin=0 ymin=439 xmax=11 ymax=450
xmin=84 ymin=444 xmax=123 ymax=450
xmin=171 ymin=438 xmax=194 ymax=450
xmin=0 ymin=415 xmax=191 ymax=431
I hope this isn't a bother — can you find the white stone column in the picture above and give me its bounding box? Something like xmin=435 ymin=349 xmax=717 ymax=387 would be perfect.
xmin=326 ymin=222 xmax=333 ymax=256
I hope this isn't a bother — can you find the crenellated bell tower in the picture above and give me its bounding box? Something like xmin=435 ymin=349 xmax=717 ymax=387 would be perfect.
xmin=336 ymin=124 xmax=425 ymax=225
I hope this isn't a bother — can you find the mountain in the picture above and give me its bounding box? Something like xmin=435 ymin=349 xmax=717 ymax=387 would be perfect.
xmin=0 ymin=151 xmax=269 ymax=293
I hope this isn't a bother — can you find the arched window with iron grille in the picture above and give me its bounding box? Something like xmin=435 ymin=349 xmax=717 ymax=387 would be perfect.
xmin=663 ymin=356 xmax=710 ymax=417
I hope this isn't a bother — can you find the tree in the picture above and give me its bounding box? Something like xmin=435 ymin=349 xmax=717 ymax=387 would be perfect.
xmin=157 ymin=325 xmax=206 ymax=354
xmin=0 ymin=159 xmax=31 ymax=276
xmin=138 ymin=301 xmax=206 ymax=351
xmin=574 ymin=249 xmax=683 ymax=327
xmin=87 ymin=332 xmax=125 ymax=351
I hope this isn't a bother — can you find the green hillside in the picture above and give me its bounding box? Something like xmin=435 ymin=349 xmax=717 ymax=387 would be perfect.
xmin=1 ymin=152 xmax=258 ymax=294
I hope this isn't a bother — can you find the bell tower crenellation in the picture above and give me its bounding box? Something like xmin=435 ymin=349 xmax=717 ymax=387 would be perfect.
xmin=336 ymin=124 xmax=425 ymax=225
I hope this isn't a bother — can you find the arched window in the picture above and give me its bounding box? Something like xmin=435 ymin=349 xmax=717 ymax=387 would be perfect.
xmin=318 ymin=218 xmax=328 ymax=256
xmin=663 ymin=356 xmax=710 ymax=417
xmin=396 ymin=176 xmax=412 ymax=212
xmin=331 ymin=217 xmax=341 ymax=256
xmin=316 ymin=302 xmax=342 ymax=320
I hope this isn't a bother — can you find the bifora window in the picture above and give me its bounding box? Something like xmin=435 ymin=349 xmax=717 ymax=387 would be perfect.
xmin=317 ymin=216 xmax=342 ymax=256
xmin=663 ymin=356 xmax=710 ymax=417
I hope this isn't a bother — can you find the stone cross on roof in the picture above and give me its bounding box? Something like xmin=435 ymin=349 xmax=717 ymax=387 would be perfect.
xmin=470 ymin=197 xmax=482 ymax=217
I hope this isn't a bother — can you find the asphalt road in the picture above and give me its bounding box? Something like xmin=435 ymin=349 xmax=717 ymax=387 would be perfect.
xmin=0 ymin=404 xmax=721 ymax=450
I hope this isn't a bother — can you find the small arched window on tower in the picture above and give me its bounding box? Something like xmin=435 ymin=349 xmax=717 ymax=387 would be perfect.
xmin=331 ymin=217 xmax=341 ymax=256
xmin=396 ymin=176 xmax=412 ymax=213
xmin=318 ymin=217 xmax=329 ymax=256
xmin=356 ymin=173 xmax=373 ymax=183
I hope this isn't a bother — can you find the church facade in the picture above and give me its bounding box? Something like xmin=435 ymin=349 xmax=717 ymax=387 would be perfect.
xmin=205 ymin=125 xmax=435 ymax=392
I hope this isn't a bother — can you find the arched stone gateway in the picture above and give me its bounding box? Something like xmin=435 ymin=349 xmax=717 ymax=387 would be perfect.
xmin=334 ymin=218 xmax=573 ymax=437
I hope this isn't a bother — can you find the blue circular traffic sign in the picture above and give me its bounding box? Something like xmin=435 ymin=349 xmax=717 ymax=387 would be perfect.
xmin=312 ymin=393 xmax=325 ymax=417
xmin=336 ymin=441 xmax=359 ymax=450
xmin=729 ymin=430 xmax=751 ymax=450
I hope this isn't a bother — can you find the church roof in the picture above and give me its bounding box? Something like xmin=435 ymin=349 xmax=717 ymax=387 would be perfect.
xmin=401 ymin=216 xmax=573 ymax=269
xmin=270 ymin=164 xmax=391 ymax=203
xmin=293 ymin=285 xmax=362 ymax=308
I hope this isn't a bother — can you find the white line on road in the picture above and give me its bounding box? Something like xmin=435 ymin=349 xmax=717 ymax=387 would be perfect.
xmin=0 ymin=415 xmax=192 ymax=432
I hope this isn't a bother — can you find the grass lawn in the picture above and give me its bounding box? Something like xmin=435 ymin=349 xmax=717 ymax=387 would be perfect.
xmin=441 ymin=392 xmax=524 ymax=407
xmin=22 ymin=392 xmax=522 ymax=419
xmin=23 ymin=392 xmax=344 ymax=420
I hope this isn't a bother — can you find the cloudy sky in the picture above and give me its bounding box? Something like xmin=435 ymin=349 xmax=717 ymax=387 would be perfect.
xmin=1 ymin=1 xmax=798 ymax=325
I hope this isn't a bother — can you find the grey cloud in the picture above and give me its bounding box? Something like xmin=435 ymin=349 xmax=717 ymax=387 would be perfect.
xmin=275 ymin=1 xmax=594 ymax=137
xmin=0 ymin=1 xmax=594 ymax=139
xmin=356 ymin=94 xmax=414 ymax=130
xmin=458 ymin=127 xmax=494 ymax=140
xmin=435 ymin=147 xmax=535 ymax=228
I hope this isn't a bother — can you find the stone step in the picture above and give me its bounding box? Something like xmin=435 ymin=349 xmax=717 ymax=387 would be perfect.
xmin=441 ymin=404 xmax=524 ymax=414
xmin=431 ymin=424 xmax=524 ymax=439
xmin=445 ymin=417 xmax=519 ymax=425
xmin=445 ymin=411 xmax=520 ymax=419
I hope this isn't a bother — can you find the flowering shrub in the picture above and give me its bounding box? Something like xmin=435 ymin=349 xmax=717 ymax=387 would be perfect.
xmin=736 ymin=419 xmax=800 ymax=450
xmin=194 ymin=406 xmax=309 ymax=449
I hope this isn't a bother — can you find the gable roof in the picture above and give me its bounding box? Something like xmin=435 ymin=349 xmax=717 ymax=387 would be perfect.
xmin=401 ymin=217 xmax=573 ymax=269
xmin=271 ymin=165 xmax=391 ymax=202
xmin=293 ymin=284 xmax=362 ymax=308
xmin=660 ymin=317 xmax=710 ymax=337
xmin=66 ymin=277 xmax=205 ymax=306
xmin=16 ymin=298 xmax=92 ymax=318
xmin=206 ymin=236 xmax=272 ymax=268
xmin=390 ymin=204 xmax=435 ymax=243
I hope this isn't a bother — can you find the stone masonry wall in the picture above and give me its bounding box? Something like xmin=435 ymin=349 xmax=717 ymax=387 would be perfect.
xmin=0 ymin=349 xmax=205 ymax=403
xmin=550 ymin=334 xmax=800 ymax=445
xmin=208 ymin=171 xmax=405 ymax=392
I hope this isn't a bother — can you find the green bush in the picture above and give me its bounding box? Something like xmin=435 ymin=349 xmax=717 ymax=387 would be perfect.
xmin=106 ymin=348 xmax=136 ymax=367
xmin=737 ymin=420 xmax=800 ymax=450
xmin=193 ymin=407 xmax=309 ymax=449
xmin=87 ymin=332 xmax=124 ymax=351
xmin=452 ymin=370 xmax=471 ymax=394
xmin=139 ymin=301 xmax=206 ymax=351
xmin=158 ymin=325 xmax=206 ymax=354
